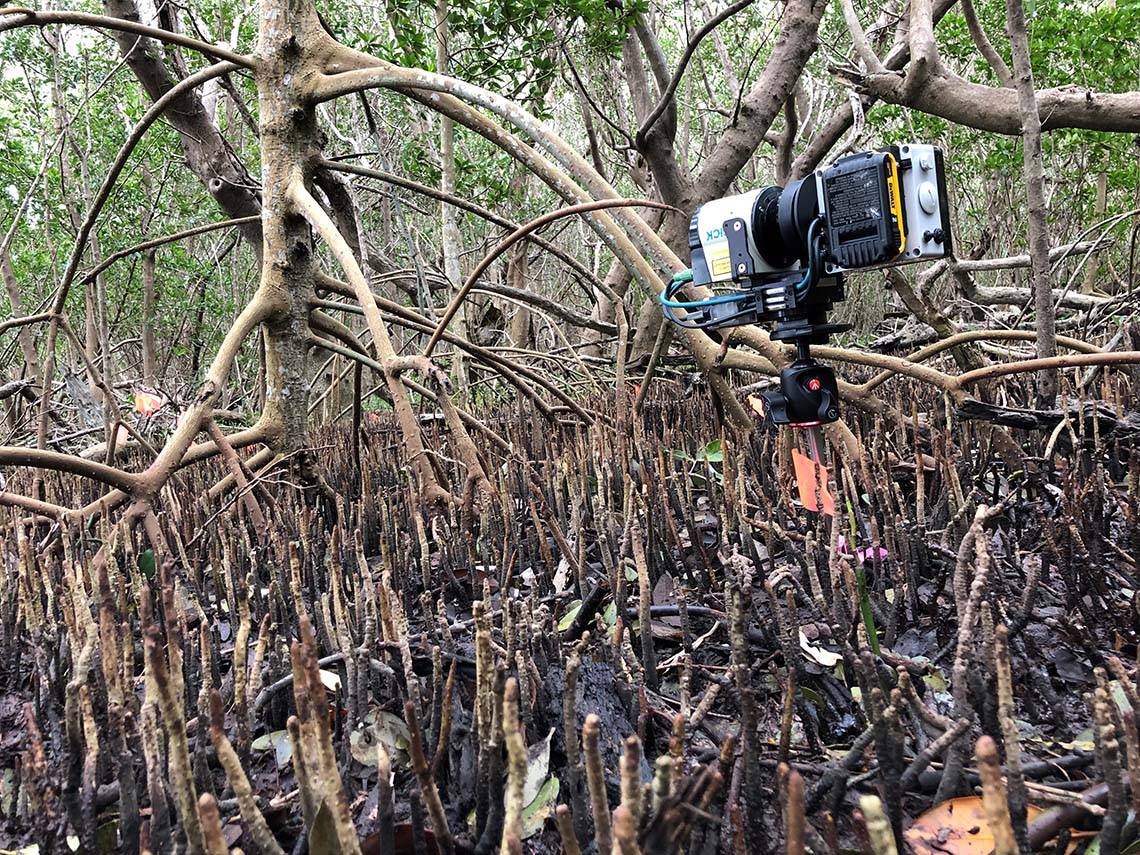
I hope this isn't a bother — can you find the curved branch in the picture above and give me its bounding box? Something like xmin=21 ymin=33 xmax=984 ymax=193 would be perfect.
xmin=839 ymin=0 xmax=887 ymax=75
xmin=0 ymin=312 xmax=56 ymax=337
xmin=424 ymin=198 xmax=677 ymax=357
xmin=76 ymin=216 xmax=260 ymax=291
xmin=291 ymin=179 xmax=454 ymax=504
xmin=0 ymin=448 xmax=137 ymax=492
xmin=321 ymin=159 xmax=602 ymax=291
xmin=636 ymin=0 xmax=756 ymax=143
xmin=841 ymin=66 xmax=1140 ymax=134
xmin=465 ymin=285 xmax=616 ymax=335
xmin=34 ymin=60 xmax=241 ymax=454
xmin=904 ymin=0 xmax=940 ymax=96
xmin=307 ymin=331 xmax=512 ymax=453
xmin=54 ymin=423 xmax=276 ymax=529
xmin=954 ymin=352 xmax=1140 ymax=388
xmin=859 ymin=329 xmax=1102 ymax=393
xmin=310 ymin=56 xmax=754 ymax=428
xmin=131 ymin=294 xmax=272 ymax=499
xmin=0 ymin=8 xmax=254 ymax=67
xmin=313 ymin=64 xmax=679 ymax=271
xmin=312 ymin=281 xmax=602 ymax=425
xmin=960 ymin=0 xmax=1013 ymax=87
xmin=0 ymin=490 xmax=70 ymax=522
xmin=790 ymin=0 xmax=966 ymax=177
xmin=47 ymin=61 xmax=241 ymax=319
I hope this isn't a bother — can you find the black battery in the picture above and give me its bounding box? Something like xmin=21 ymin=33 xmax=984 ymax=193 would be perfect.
xmin=820 ymin=150 xmax=906 ymax=269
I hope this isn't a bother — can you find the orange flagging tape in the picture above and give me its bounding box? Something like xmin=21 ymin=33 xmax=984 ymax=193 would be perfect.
xmin=791 ymin=447 xmax=836 ymax=516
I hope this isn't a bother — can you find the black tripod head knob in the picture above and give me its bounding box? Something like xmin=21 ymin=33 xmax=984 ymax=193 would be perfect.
xmin=760 ymin=359 xmax=840 ymax=425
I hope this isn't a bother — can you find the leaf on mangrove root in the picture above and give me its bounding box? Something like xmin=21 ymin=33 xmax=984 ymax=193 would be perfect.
xmin=138 ymin=548 xmax=156 ymax=580
xmin=557 ymin=599 xmax=582 ymax=631
xmin=523 ymin=728 xmax=554 ymax=805
xmin=521 ymin=776 xmax=559 ymax=840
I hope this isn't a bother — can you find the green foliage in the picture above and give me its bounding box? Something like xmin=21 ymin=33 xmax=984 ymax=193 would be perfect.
xmin=342 ymin=0 xmax=643 ymax=111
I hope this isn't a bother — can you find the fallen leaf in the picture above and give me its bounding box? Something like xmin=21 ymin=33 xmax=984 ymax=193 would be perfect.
xmin=319 ymin=669 xmax=342 ymax=692
xmin=351 ymin=709 xmax=412 ymax=766
xmin=799 ymin=631 xmax=842 ymax=667
xmin=134 ymin=389 xmax=165 ymax=416
xmin=557 ymin=600 xmax=582 ymax=632
xmin=552 ymin=556 xmax=571 ymax=595
xmin=906 ymin=796 xmax=1043 ymax=855
xmin=251 ymin=729 xmax=293 ymax=768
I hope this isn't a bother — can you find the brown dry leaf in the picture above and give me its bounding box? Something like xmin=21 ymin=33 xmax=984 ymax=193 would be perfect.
xmin=905 ymin=796 xmax=1043 ymax=855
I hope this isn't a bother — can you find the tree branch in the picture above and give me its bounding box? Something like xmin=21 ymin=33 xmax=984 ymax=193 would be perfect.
xmin=291 ymin=179 xmax=453 ymax=505
xmin=903 ymin=0 xmax=940 ymax=96
xmin=838 ymin=67 xmax=1140 ymax=134
xmin=860 ymin=329 xmax=1101 ymax=393
xmin=75 ymin=216 xmax=260 ymax=292
xmin=1005 ymin=0 xmax=1057 ymax=404
xmin=960 ymin=0 xmax=1013 ymax=87
xmin=311 ymin=287 xmax=599 ymax=425
xmin=693 ymin=0 xmax=826 ymax=199
xmin=0 ymin=448 xmax=137 ymax=492
xmin=839 ymin=0 xmax=887 ymax=74
xmin=0 ymin=7 xmax=254 ymax=67
xmin=791 ymin=0 xmax=963 ymax=177
xmin=321 ymin=159 xmax=603 ymax=293
xmin=311 ymin=54 xmax=753 ymax=428
xmin=957 ymin=352 xmax=1140 ymax=387
xmin=423 ymin=198 xmax=676 ymax=357
xmin=33 ymin=60 xmax=240 ymax=454
xmin=637 ymin=0 xmax=755 ymax=143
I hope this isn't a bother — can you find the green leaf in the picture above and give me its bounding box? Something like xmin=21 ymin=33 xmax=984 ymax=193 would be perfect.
xmin=138 ymin=548 xmax=156 ymax=580
xmin=799 ymin=685 xmax=824 ymax=705
xmin=1110 ymin=680 xmax=1133 ymax=714
xmin=922 ymin=668 xmax=948 ymax=693
xmin=520 ymin=776 xmax=559 ymax=839
xmin=557 ymin=600 xmax=582 ymax=631
xmin=623 ymin=560 xmax=638 ymax=583
xmin=844 ymin=496 xmax=880 ymax=655
xmin=855 ymin=566 xmax=880 ymax=656
xmin=699 ymin=438 xmax=723 ymax=463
